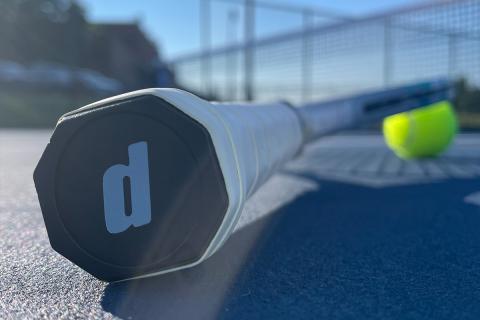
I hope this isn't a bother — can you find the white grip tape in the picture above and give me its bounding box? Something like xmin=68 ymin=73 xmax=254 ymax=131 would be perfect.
xmin=149 ymin=89 xmax=303 ymax=258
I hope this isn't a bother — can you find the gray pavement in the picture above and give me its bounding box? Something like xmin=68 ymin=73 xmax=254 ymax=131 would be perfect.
xmin=1 ymin=130 xmax=480 ymax=319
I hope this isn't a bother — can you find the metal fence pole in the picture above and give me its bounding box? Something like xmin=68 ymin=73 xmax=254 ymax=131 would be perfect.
xmin=244 ymin=0 xmax=255 ymax=101
xmin=383 ymin=18 xmax=392 ymax=87
xmin=302 ymin=9 xmax=314 ymax=103
xmin=201 ymin=0 xmax=212 ymax=97
xmin=448 ymin=34 xmax=457 ymax=79
xmin=226 ymin=10 xmax=239 ymax=100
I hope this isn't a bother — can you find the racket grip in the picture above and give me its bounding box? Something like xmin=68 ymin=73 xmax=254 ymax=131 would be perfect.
xmin=134 ymin=90 xmax=304 ymax=255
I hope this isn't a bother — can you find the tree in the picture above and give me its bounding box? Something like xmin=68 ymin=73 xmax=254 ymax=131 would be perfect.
xmin=455 ymin=78 xmax=480 ymax=114
xmin=0 ymin=0 xmax=88 ymax=66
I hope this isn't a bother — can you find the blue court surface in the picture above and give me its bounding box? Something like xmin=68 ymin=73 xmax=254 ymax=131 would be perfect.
xmin=1 ymin=130 xmax=480 ymax=319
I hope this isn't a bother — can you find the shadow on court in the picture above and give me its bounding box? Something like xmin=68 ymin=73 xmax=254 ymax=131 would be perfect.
xmin=101 ymin=174 xmax=480 ymax=320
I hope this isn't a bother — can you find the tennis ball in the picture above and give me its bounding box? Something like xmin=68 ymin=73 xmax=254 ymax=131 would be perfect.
xmin=383 ymin=101 xmax=457 ymax=159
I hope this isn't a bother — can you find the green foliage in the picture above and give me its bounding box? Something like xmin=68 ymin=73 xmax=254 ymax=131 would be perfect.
xmin=0 ymin=86 xmax=103 ymax=127
xmin=452 ymin=79 xmax=480 ymax=130
xmin=455 ymin=79 xmax=480 ymax=114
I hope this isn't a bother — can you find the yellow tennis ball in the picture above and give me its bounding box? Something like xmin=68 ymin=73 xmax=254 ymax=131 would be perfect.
xmin=383 ymin=101 xmax=458 ymax=159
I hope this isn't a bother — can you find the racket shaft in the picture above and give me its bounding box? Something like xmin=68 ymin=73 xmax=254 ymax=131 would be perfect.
xmin=298 ymin=79 xmax=452 ymax=141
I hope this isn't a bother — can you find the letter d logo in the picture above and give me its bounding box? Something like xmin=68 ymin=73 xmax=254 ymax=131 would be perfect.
xmin=103 ymin=141 xmax=152 ymax=234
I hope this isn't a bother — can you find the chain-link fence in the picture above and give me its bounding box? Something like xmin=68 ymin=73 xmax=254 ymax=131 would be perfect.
xmin=171 ymin=0 xmax=480 ymax=105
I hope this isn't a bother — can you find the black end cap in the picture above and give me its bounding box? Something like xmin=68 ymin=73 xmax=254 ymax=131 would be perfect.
xmin=34 ymin=94 xmax=228 ymax=281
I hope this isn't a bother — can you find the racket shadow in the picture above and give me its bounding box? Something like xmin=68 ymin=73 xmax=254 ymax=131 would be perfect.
xmin=101 ymin=172 xmax=480 ymax=319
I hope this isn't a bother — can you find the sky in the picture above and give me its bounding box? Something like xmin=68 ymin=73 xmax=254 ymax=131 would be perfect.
xmin=78 ymin=0 xmax=422 ymax=60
